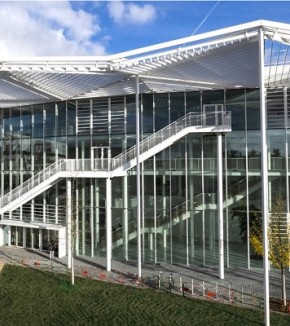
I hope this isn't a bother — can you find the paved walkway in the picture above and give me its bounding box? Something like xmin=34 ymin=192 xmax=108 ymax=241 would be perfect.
xmin=0 ymin=246 xmax=289 ymax=302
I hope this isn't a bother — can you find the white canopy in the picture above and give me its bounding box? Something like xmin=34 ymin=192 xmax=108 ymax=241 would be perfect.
xmin=0 ymin=19 xmax=290 ymax=108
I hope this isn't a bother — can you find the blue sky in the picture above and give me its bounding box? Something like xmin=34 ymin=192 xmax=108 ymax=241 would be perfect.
xmin=1 ymin=1 xmax=290 ymax=56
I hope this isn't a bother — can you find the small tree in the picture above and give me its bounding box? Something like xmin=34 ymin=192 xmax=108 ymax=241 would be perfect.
xmin=60 ymin=179 xmax=78 ymax=285
xmin=231 ymin=204 xmax=262 ymax=243
xmin=250 ymin=195 xmax=290 ymax=306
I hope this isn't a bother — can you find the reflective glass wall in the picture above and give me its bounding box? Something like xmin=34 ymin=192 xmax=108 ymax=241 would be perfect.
xmin=1 ymin=87 xmax=289 ymax=269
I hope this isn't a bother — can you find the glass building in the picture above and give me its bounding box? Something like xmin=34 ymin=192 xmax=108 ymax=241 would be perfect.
xmin=0 ymin=20 xmax=289 ymax=279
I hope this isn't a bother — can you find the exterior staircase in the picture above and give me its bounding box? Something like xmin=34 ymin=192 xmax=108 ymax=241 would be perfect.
xmin=108 ymin=177 xmax=262 ymax=249
xmin=0 ymin=111 xmax=231 ymax=215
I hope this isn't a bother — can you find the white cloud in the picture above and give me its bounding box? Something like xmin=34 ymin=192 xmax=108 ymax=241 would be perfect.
xmin=108 ymin=1 xmax=156 ymax=25
xmin=0 ymin=1 xmax=107 ymax=57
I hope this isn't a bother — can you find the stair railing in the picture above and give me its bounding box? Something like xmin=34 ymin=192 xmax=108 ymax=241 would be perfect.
xmin=0 ymin=111 xmax=231 ymax=212
xmin=111 ymin=111 xmax=231 ymax=171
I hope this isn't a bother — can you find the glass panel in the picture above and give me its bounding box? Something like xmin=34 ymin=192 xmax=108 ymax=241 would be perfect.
xmin=67 ymin=100 xmax=76 ymax=136
xmin=170 ymin=92 xmax=185 ymax=122
xmin=186 ymin=92 xmax=201 ymax=114
xmin=11 ymin=226 xmax=16 ymax=245
xmin=126 ymin=95 xmax=136 ymax=134
xmin=247 ymin=131 xmax=261 ymax=171
xmin=56 ymin=101 xmax=66 ymax=137
xmin=246 ymin=89 xmax=260 ymax=130
xmin=18 ymin=228 xmax=23 ymax=247
xmin=142 ymin=94 xmax=153 ymax=134
xmin=26 ymin=228 xmax=31 ymax=248
xmin=226 ymin=133 xmax=246 ymax=172
xmin=202 ymin=90 xmax=224 ymax=104
xmin=154 ymin=93 xmax=169 ymax=131
xmin=204 ymin=210 xmax=218 ymax=266
xmin=268 ymin=130 xmax=285 ymax=170
xmin=111 ymin=96 xmax=125 ymax=134
xmin=44 ymin=103 xmax=55 ymax=137
xmin=226 ymin=89 xmax=245 ymax=131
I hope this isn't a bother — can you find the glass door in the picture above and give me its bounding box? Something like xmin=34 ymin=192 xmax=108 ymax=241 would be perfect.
xmin=26 ymin=228 xmax=32 ymax=248
xmin=203 ymin=104 xmax=224 ymax=126
xmin=91 ymin=146 xmax=110 ymax=170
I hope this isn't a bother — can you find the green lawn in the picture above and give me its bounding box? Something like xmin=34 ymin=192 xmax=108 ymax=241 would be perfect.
xmin=0 ymin=265 xmax=289 ymax=326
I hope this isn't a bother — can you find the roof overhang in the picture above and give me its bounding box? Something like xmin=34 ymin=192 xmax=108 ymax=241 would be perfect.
xmin=0 ymin=19 xmax=290 ymax=108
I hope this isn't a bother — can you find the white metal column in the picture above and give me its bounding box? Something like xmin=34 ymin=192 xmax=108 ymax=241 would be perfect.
xmin=38 ymin=229 xmax=42 ymax=251
xmin=259 ymin=28 xmax=270 ymax=326
xmin=90 ymin=180 xmax=94 ymax=257
xmin=106 ymin=177 xmax=112 ymax=272
xmin=189 ymin=144 xmax=195 ymax=258
xmin=67 ymin=178 xmax=72 ymax=268
xmin=284 ymin=87 xmax=289 ymax=214
xmin=75 ymin=180 xmax=79 ymax=256
xmin=217 ymin=133 xmax=224 ymax=280
xmin=201 ymin=137 xmax=205 ymax=266
xmin=123 ymin=176 xmax=129 ymax=260
xmin=81 ymin=179 xmax=85 ymax=255
xmin=136 ymin=75 xmax=142 ymax=279
xmin=95 ymin=180 xmax=100 ymax=249
xmin=23 ymin=228 xmax=26 ymax=248
xmin=245 ymin=88 xmax=251 ymax=270
xmin=153 ymin=155 xmax=157 ymax=264
xmin=185 ymin=137 xmax=189 ymax=265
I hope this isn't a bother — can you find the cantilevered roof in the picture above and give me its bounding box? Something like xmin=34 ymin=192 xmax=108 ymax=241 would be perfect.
xmin=0 ymin=19 xmax=290 ymax=108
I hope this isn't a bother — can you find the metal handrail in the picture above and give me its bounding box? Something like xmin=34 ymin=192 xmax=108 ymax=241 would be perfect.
xmin=0 ymin=111 xmax=231 ymax=212
xmin=112 ymin=111 xmax=231 ymax=170
xmin=3 ymin=203 xmax=66 ymax=225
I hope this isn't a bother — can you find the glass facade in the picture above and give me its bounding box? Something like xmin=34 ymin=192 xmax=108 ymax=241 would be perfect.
xmin=0 ymin=87 xmax=288 ymax=269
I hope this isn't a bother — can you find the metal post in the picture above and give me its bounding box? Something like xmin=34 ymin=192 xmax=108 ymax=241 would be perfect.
xmin=90 ymin=180 xmax=94 ymax=257
xmin=259 ymin=27 xmax=270 ymax=326
xmin=217 ymin=133 xmax=224 ymax=279
xmin=106 ymin=177 xmax=112 ymax=271
xmin=136 ymin=75 xmax=142 ymax=279
xmin=201 ymin=137 xmax=205 ymax=266
xmin=284 ymin=87 xmax=289 ymax=214
xmin=153 ymin=155 xmax=157 ymax=264
xmin=66 ymin=178 xmax=72 ymax=269
xmin=123 ymin=176 xmax=129 ymax=260
xmin=245 ymin=89 xmax=251 ymax=270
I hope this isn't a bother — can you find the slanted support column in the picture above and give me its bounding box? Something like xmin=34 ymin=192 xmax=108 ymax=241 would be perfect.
xmin=259 ymin=28 xmax=270 ymax=326
xmin=148 ymin=233 xmax=153 ymax=250
xmin=67 ymin=178 xmax=72 ymax=269
xmin=106 ymin=177 xmax=112 ymax=272
xmin=163 ymin=229 xmax=167 ymax=248
xmin=217 ymin=133 xmax=224 ymax=280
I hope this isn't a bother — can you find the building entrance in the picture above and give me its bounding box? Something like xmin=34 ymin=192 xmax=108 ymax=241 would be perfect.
xmin=0 ymin=223 xmax=66 ymax=258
